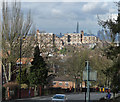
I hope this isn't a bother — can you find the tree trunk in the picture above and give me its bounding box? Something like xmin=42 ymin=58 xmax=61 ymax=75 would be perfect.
xmin=34 ymin=85 xmax=38 ymax=96
xmin=113 ymin=92 xmax=115 ymax=100
xmin=8 ymin=63 xmax=11 ymax=81
xmin=2 ymin=64 xmax=8 ymax=83
xmin=80 ymin=81 xmax=82 ymax=92
xmin=74 ymin=78 xmax=77 ymax=93
xmin=80 ymin=75 xmax=83 ymax=92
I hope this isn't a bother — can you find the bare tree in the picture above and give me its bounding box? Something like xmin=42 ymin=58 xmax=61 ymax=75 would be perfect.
xmin=57 ymin=46 xmax=113 ymax=91
xmin=1 ymin=1 xmax=36 ymax=83
xmin=58 ymin=48 xmax=89 ymax=92
xmin=90 ymin=48 xmax=113 ymax=87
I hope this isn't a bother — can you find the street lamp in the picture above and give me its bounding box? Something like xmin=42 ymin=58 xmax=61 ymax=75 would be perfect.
xmin=19 ymin=37 xmax=25 ymax=99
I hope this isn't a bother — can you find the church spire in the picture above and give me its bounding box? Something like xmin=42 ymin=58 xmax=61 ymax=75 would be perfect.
xmin=76 ymin=22 xmax=79 ymax=33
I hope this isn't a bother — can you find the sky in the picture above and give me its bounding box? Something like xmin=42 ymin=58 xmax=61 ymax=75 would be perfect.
xmin=0 ymin=0 xmax=119 ymax=35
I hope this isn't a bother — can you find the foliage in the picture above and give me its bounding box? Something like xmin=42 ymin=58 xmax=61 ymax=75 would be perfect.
xmin=21 ymin=84 xmax=28 ymax=89
xmin=57 ymin=46 xmax=113 ymax=88
xmin=16 ymin=68 xmax=29 ymax=85
xmin=98 ymin=2 xmax=120 ymax=43
xmin=98 ymin=1 xmax=120 ymax=95
xmin=60 ymin=48 xmax=66 ymax=54
xmin=28 ymin=46 xmax=48 ymax=86
xmin=54 ymin=48 xmax=58 ymax=52
xmin=58 ymin=48 xmax=89 ymax=91
xmin=90 ymin=48 xmax=113 ymax=87
xmin=110 ymin=56 xmax=120 ymax=93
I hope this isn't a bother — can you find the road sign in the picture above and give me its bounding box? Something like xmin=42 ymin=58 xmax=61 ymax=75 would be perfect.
xmin=83 ymin=70 xmax=97 ymax=81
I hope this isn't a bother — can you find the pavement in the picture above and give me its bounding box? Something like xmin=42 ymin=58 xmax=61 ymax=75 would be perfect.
xmin=99 ymin=92 xmax=120 ymax=102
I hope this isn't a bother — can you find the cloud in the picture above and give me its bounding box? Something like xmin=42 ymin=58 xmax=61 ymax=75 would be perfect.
xmin=82 ymin=2 xmax=109 ymax=15
xmin=101 ymin=2 xmax=108 ymax=8
xmin=1 ymin=1 xmax=118 ymax=34
xmin=109 ymin=8 xmax=117 ymax=13
xmin=82 ymin=2 xmax=98 ymax=12
xmin=30 ymin=2 xmax=116 ymax=33
xmin=11 ymin=0 xmax=120 ymax=2
xmin=52 ymin=9 xmax=62 ymax=15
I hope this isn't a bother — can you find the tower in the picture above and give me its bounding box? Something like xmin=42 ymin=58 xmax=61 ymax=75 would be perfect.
xmin=76 ymin=22 xmax=79 ymax=33
xmin=118 ymin=1 xmax=120 ymax=15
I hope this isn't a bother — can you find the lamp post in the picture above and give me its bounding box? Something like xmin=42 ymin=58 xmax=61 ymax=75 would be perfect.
xmin=19 ymin=37 xmax=25 ymax=99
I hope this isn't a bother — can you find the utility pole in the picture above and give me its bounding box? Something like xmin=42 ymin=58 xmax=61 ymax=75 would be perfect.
xmin=83 ymin=61 xmax=97 ymax=102
xmin=86 ymin=61 xmax=90 ymax=102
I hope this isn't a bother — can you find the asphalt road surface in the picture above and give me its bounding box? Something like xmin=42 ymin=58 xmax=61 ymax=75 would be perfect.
xmin=15 ymin=92 xmax=108 ymax=102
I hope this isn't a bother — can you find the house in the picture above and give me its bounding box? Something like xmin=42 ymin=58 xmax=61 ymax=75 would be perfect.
xmin=51 ymin=76 xmax=75 ymax=89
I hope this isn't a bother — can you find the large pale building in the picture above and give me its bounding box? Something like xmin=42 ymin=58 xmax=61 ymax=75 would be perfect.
xmin=61 ymin=30 xmax=84 ymax=46
xmin=61 ymin=30 xmax=99 ymax=46
xmin=36 ymin=30 xmax=64 ymax=50
xmin=36 ymin=30 xmax=100 ymax=50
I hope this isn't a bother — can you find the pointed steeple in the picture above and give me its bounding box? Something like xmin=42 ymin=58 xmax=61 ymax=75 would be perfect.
xmin=76 ymin=22 xmax=79 ymax=33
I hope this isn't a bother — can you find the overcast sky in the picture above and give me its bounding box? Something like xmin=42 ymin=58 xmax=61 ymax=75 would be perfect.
xmin=20 ymin=2 xmax=118 ymax=35
xmin=0 ymin=1 xmax=119 ymax=35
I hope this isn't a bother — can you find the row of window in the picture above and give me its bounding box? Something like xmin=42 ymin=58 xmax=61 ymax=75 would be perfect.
xmin=53 ymin=82 xmax=69 ymax=86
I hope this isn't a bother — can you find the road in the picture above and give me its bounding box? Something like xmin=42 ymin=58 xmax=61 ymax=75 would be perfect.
xmin=16 ymin=92 xmax=108 ymax=102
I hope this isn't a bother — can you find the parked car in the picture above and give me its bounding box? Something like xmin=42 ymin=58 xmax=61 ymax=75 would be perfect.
xmin=51 ymin=94 xmax=67 ymax=102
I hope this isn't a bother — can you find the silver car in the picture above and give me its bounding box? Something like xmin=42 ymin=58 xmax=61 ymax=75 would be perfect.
xmin=51 ymin=94 xmax=67 ymax=102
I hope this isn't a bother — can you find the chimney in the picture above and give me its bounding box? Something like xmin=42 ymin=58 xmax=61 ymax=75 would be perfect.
xmin=36 ymin=30 xmax=40 ymax=41
xmin=37 ymin=29 xmax=40 ymax=34
xmin=81 ymin=30 xmax=84 ymax=43
xmin=81 ymin=30 xmax=84 ymax=35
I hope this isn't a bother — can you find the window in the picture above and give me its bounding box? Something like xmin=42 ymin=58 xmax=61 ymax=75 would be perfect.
xmin=68 ymin=35 xmax=71 ymax=42
xmin=53 ymin=82 xmax=56 ymax=85
xmin=65 ymin=82 xmax=69 ymax=86
xmin=59 ymin=82 xmax=62 ymax=86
